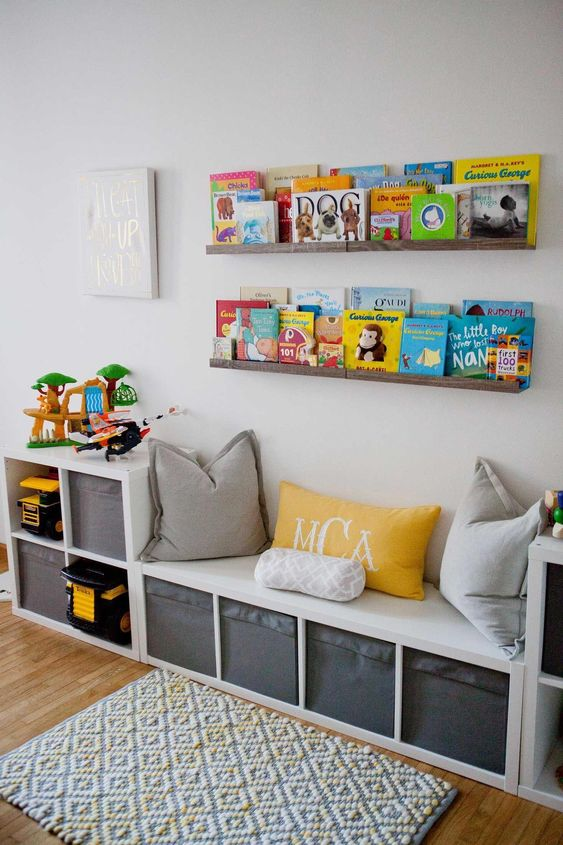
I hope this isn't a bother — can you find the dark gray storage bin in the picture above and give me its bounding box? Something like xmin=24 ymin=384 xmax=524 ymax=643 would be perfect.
xmin=542 ymin=563 xmax=563 ymax=677
xmin=146 ymin=577 xmax=216 ymax=676
xmin=402 ymin=647 xmax=509 ymax=774
xmin=69 ymin=472 xmax=126 ymax=560
xmin=306 ymin=622 xmax=395 ymax=736
xmin=17 ymin=539 xmax=67 ymax=623
xmin=220 ymin=598 xmax=298 ymax=704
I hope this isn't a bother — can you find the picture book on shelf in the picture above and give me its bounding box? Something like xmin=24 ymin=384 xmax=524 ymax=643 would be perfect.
xmin=265 ymin=164 xmax=319 ymax=200
xmin=240 ymin=286 xmax=288 ymax=305
xmin=216 ymin=299 xmax=269 ymax=338
xmin=435 ymin=184 xmax=471 ymax=239
xmin=453 ymin=154 xmax=540 ymax=245
xmin=487 ymin=334 xmax=532 ymax=389
xmin=357 ymin=175 xmax=443 ymax=191
xmin=236 ymin=189 xmax=265 ymax=202
xmin=411 ymin=194 xmax=456 ymax=240
xmin=445 ymin=315 xmax=535 ymax=382
xmin=314 ymin=315 xmax=343 ymax=344
xmin=275 ymin=188 xmax=293 ymax=243
xmin=291 ymin=189 xmax=369 ymax=243
xmin=413 ymin=303 xmax=451 ymax=319
xmin=212 ymin=191 xmax=238 ymax=245
xmin=293 ymin=287 xmax=345 ymax=315
xmin=278 ymin=327 xmax=316 ymax=365
xmin=279 ymin=310 xmax=315 ymax=336
xmin=329 ymin=165 xmax=388 ymax=179
xmin=343 ymin=310 xmax=405 ymax=372
xmin=211 ymin=337 xmax=235 ymax=360
xmin=370 ymin=186 xmax=426 ymax=239
xmin=470 ymin=183 xmax=529 ymax=240
xmin=291 ymin=175 xmax=352 ymax=192
xmin=236 ymin=201 xmax=278 ymax=244
xmin=350 ymin=287 xmax=411 ymax=314
xmin=404 ymin=161 xmax=453 ymax=184
xmin=370 ymin=213 xmax=400 ymax=240
xmin=235 ymin=307 xmax=279 ymax=363
xmin=462 ymin=300 xmax=533 ymax=318
xmin=318 ymin=343 xmax=344 ymax=368
xmin=399 ymin=319 xmax=448 ymax=376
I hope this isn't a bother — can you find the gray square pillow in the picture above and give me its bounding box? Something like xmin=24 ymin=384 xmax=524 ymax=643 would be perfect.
xmin=141 ymin=431 xmax=270 ymax=561
xmin=439 ymin=457 xmax=546 ymax=657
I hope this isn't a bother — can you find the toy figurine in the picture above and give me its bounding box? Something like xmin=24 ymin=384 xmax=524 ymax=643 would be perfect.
xmin=69 ymin=406 xmax=182 ymax=460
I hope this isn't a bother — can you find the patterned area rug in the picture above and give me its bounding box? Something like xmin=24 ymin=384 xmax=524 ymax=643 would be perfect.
xmin=0 ymin=669 xmax=456 ymax=844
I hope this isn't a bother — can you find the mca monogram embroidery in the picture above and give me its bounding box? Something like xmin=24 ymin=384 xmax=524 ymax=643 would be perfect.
xmin=292 ymin=517 xmax=380 ymax=571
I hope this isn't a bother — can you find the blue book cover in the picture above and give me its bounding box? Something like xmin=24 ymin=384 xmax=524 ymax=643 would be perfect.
xmin=404 ymin=161 xmax=453 ymax=183
xmin=399 ymin=319 xmax=448 ymax=375
xmin=350 ymin=286 xmax=411 ymax=314
xmin=331 ymin=165 xmax=387 ymax=179
xmin=356 ymin=174 xmax=443 ymax=190
xmin=446 ymin=315 xmax=535 ymax=380
xmin=462 ymin=300 xmax=534 ymax=318
xmin=413 ymin=302 xmax=451 ymax=318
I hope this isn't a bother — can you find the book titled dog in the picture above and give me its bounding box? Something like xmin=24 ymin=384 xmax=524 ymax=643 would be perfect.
xmin=343 ymin=310 xmax=405 ymax=373
xmin=292 ymin=189 xmax=369 ymax=243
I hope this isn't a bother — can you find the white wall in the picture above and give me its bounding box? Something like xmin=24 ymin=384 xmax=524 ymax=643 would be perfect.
xmin=1 ymin=0 xmax=562 ymax=580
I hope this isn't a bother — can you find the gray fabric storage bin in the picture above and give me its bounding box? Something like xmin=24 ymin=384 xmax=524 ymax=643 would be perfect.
xmin=145 ymin=577 xmax=216 ymax=676
xmin=402 ymin=647 xmax=509 ymax=774
xmin=306 ymin=622 xmax=395 ymax=735
xmin=542 ymin=563 xmax=563 ymax=677
xmin=17 ymin=540 xmax=67 ymax=623
xmin=220 ymin=598 xmax=298 ymax=704
xmin=69 ymin=472 xmax=126 ymax=560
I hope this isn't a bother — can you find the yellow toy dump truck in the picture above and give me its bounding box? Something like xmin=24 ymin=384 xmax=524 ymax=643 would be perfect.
xmin=17 ymin=475 xmax=63 ymax=541
xmin=61 ymin=560 xmax=131 ymax=644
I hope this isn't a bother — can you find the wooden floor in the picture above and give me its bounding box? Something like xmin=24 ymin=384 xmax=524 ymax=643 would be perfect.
xmin=0 ymin=550 xmax=561 ymax=844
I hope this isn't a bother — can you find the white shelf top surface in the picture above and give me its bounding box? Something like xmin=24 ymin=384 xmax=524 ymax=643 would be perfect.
xmin=529 ymin=531 xmax=563 ymax=564
xmin=142 ymin=555 xmax=510 ymax=669
xmin=1 ymin=443 xmax=150 ymax=479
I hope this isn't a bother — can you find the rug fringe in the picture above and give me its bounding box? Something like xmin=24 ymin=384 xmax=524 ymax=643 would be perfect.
xmin=0 ymin=792 xmax=84 ymax=845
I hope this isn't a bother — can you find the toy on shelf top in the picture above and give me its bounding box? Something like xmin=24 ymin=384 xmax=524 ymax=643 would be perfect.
xmin=546 ymin=490 xmax=563 ymax=540
xmin=69 ymin=405 xmax=182 ymax=461
xmin=23 ymin=364 xmax=138 ymax=448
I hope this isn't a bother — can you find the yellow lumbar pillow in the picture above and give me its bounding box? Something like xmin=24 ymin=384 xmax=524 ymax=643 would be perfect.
xmin=272 ymin=481 xmax=441 ymax=600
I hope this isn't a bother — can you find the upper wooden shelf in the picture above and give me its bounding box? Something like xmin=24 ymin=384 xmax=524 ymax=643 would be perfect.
xmin=206 ymin=239 xmax=534 ymax=255
xmin=209 ymin=359 xmax=522 ymax=393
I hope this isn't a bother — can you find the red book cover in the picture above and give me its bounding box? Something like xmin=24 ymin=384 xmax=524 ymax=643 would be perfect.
xmin=216 ymin=299 xmax=269 ymax=338
xmin=276 ymin=188 xmax=293 ymax=243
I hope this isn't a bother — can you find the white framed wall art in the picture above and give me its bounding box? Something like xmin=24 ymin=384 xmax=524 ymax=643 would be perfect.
xmin=79 ymin=167 xmax=158 ymax=298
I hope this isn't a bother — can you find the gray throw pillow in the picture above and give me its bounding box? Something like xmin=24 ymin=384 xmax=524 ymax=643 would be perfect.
xmin=141 ymin=431 xmax=269 ymax=561
xmin=439 ymin=457 xmax=546 ymax=657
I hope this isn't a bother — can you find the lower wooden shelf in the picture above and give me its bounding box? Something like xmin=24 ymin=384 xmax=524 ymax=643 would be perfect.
xmin=209 ymin=359 xmax=522 ymax=393
xmin=206 ymin=239 xmax=535 ymax=254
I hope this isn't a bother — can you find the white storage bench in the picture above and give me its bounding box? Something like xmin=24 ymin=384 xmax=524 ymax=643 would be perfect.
xmin=137 ymin=555 xmax=524 ymax=794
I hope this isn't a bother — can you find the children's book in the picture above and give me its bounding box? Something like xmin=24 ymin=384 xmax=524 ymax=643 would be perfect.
xmin=343 ymin=310 xmax=405 ymax=372
xmin=210 ymin=171 xmax=262 ymax=191
xmin=445 ymin=315 xmax=535 ymax=381
xmin=470 ymin=183 xmax=529 ymax=240
xmin=413 ymin=303 xmax=451 ymax=319
xmin=275 ymin=188 xmax=293 ymax=243
xmin=454 ymin=155 xmax=540 ymax=245
xmin=216 ymin=299 xmax=269 ymax=338
xmin=279 ymin=310 xmax=315 ymax=336
xmin=291 ymin=175 xmax=352 ymax=192
xmin=292 ymin=189 xmax=369 ymax=243
xmin=211 ymin=337 xmax=235 ymax=360
xmin=210 ymin=172 xmax=262 ymax=242
xmin=404 ymin=161 xmax=453 ymax=184
xmin=330 ymin=165 xmax=388 ymax=179
xmin=462 ymin=300 xmax=533 ymax=318
xmin=235 ymin=308 xmax=279 ymax=363
xmin=357 ymin=175 xmax=443 ymax=191
xmin=435 ymin=184 xmax=471 ymax=239
xmin=293 ymin=287 xmax=345 ymax=315
xmin=399 ymin=319 xmax=448 ymax=376
xmin=278 ymin=327 xmax=316 ymax=365
xmin=299 ymin=304 xmax=322 ymax=320
xmin=487 ymin=335 xmax=533 ymax=389
xmin=370 ymin=186 xmax=426 ymax=239
xmin=350 ymin=287 xmax=411 ymax=314
xmin=236 ymin=189 xmax=265 ymax=202
xmin=411 ymin=194 xmax=456 ymax=240
xmin=314 ymin=315 xmax=343 ymax=344
xmin=370 ymin=213 xmax=400 ymax=240
xmin=265 ymin=164 xmax=318 ymax=200
xmin=240 ymin=286 xmax=288 ymax=305
xmin=236 ymin=201 xmax=278 ymax=244
xmin=318 ymin=343 xmax=344 ymax=368
xmin=212 ymin=191 xmax=238 ymax=245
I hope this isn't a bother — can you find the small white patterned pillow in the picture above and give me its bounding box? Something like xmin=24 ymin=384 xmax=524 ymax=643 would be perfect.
xmin=255 ymin=548 xmax=365 ymax=602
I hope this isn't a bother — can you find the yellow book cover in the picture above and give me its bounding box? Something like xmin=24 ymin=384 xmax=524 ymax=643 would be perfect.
xmin=343 ymin=310 xmax=405 ymax=372
xmin=370 ymin=186 xmax=426 ymax=213
xmin=265 ymin=164 xmax=319 ymax=200
xmin=279 ymin=310 xmax=315 ymax=336
xmin=291 ymin=175 xmax=352 ymax=192
xmin=453 ymin=154 xmax=540 ymax=245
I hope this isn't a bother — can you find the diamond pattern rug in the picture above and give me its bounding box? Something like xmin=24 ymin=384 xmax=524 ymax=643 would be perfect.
xmin=0 ymin=669 xmax=456 ymax=844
